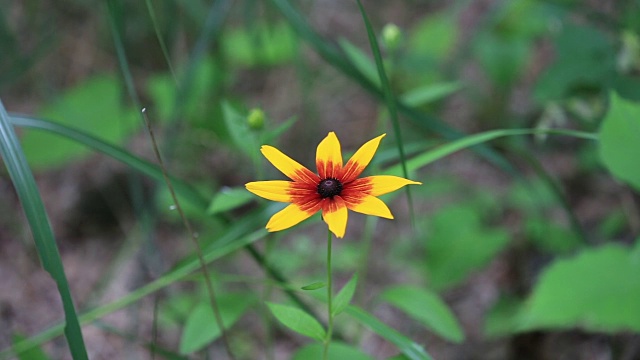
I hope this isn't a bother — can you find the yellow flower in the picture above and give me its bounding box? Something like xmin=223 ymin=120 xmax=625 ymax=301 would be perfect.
xmin=245 ymin=132 xmax=421 ymax=238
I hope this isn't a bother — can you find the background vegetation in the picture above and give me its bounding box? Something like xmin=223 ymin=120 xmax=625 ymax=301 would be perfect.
xmin=1 ymin=0 xmax=639 ymax=359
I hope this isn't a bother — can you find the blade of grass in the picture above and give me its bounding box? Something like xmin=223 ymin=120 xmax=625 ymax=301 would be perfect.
xmin=0 ymin=100 xmax=88 ymax=359
xmin=3 ymin=225 xmax=267 ymax=359
xmin=268 ymin=0 xmax=517 ymax=176
xmin=5 ymin=115 xmax=325 ymax=356
xmin=386 ymin=128 xmax=597 ymax=176
xmin=107 ymin=2 xmax=234 ymax=356
xmin=355 ymin=0 xmax=414 ymax=224
xmin=9 ymin=115 xmax=207 ymax=208
xmin=144 ymin=0 xmax=178 ymax=83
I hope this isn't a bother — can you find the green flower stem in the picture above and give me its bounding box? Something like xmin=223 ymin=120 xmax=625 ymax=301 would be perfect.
xmin=323 ymin=229 xmax=334 ymax=360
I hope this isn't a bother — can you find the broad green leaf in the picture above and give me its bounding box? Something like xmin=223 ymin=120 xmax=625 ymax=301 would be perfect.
xmin=267 ymin=302 xmax=326 ymax=341
xmin=332 ymin=274 xmax=358 ymax=316
xmin=301 ymin=282 xmax=326 ymax=290
xmin=425 ymin=204 xmax=510 ymax=290
xmin=534 ymin=24 xmax=615 ymax=102
xmin=408 ymin=12 xmax=457 ymax=63
xmin=380 ymin=286 xmax=464 ymax=343
xmin=518 ymin=242 xmax=640 ymax=332
xmin=598 ymin=93 xmax=640 ymax=190
xmin=346 ymin=306 xmax=433 ymax=360
xmin=21 ymin=75 xmax=139 ymax=169
xmin=524 ymin=217 xmax=582 ymax=254
xmin=180 ymin=293 xmax=257 ymax=354
xmin=292 ymin=342 xmax=373 ymax=360
xmin=207 ymin=187 xmax=254 ymax=214
xmin=483 ymin=296 xmax=524 ymax=337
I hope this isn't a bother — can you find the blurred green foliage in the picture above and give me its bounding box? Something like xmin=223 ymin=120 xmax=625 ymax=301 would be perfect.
xmin=2 ymin=0 xmax=640 ymax=358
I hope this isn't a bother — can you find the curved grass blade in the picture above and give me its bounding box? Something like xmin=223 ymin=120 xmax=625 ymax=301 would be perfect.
xmin=386 ymin=128 xmax=597 ymax=176
xmin=3 ymin=225 xmax=267 ymax=358
xmin=345 ymin=306 xmax=433 ymax=360
xmin=355 ymin=0 xmax=415 ymax=225
xmin=268 ymin=0 xmax=517 ymax=176
xmin=0 ymin=101 xmax=88 ymax=359
xmin=4 ymin=115 xmax=323 ymax=357
xmin=9 ymin=115 xmax=207 ymax=209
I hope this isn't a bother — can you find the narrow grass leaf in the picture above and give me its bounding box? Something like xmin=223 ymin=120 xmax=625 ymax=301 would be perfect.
xmin=269 ymin=0 xmax=521 ymax=176
xmin=400 ymin=82 xmax=463 ymax=107
xmin=386 ymin=128 xmax=597 ymax=177
xmin=267 ymin=302 xmax=326 ymax=341
xmin=10 ymin=115 xmax=207 ymax=209
xmin=301 ymin=282 xmax=326 ymax=291
xmin=380 ymin=285 xmax=464 ymax=343
xmin=0 ymin=100 xmax=88 ymax=359
xmin=345 ymin=306 xmax=433 ymax=360
xmin=207 ymin=187 xmax=255 ymax=214
xmin=355 ymin=0 xmax=412 ymax=210
xmin=332 ymin=274 xmax=358 ymax=317
xmin=338 ymin=38 xmax=380 ymax=87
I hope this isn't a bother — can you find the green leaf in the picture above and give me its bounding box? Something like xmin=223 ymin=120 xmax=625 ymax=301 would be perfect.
xmin=332 ymin=274 xmax=358 ymax=316
xmin=267 ymin=302 xmax=326 ymax=341
xmin=21 ymin=75 xmax=139 ymax=169
xmin=207 ymin=187 xmax=255 ymax=215
xmin=598 ymin=93 xmax=640 ymax=190
xmin=338 ymin=38 xmax=379 ymax=87
xmin=0 ymin=100 xmax=89 ymax=360
xmin=380 ymin=285 xmax=464 ymax=343
xmin=400 ymin=82 xmax=463 ymax=107
xmin=534 ymin=24 xmax=615 ymax=102
xmin=180 ymin=293 xmax=257 ymax=354
xmin=12 ymin=334 xmax=50 ymax=360
xmin=345 ymin=306 xmax=433 ymax=360
xmin=222 ymin=22 xmax=298 ymax=67
xmin=292 ymin=342 xmax=374 ymax=360
xmin=483 ymin=296 xmax=524 ymax=337
xmin=301 ymin=282 xmax=326 ymax=291
xmin=222 ymin=101 xmax=255 ymax=156
xmin=517 ymin=242 xmax=640 ymax=332
xmin=425 ymin=204 xmax=510 ymax=290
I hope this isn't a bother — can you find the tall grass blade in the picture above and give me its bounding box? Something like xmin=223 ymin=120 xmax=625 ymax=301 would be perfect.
xmin=268 ymin=0 xmax=518 ymax=176
xmin=355 ymin=0 xmax=414 ymax=223
xmin=386 ymin=128 xmax=597 ymax=176
xmin=0 ymin=100 xmax=88 ymax=359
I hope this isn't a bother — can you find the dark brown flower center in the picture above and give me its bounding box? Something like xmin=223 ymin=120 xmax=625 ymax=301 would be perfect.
xmin=317 ymin=177 xmax=343 ymax=198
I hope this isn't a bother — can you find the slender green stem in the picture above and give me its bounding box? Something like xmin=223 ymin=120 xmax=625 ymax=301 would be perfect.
xmin=323 ymin=229 xmax=334 ymax=360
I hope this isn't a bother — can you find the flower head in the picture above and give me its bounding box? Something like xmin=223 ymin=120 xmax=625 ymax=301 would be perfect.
xmin=245 ymin=132 xmax=421 ymax=238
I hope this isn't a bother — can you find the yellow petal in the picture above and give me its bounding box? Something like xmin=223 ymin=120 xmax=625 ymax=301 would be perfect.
xmin=316 ymin=132 xmax=343 ymax=179
xmin=341 ymin=133 xmax=385 ymax=183
xmin=245 ymin=181 xmax=293 ymax=202
xmin=261 ymin=145 xmax=319 ymax=184
xmin=348 ymin=175 xmax=421 ymax=196
xmin=321 ymin=196 xmax=348 ymax=238
xmin=266 ymin=203 xmax=318 ymax=232
xmin=343 ymin=193 xmax=393 ymax=219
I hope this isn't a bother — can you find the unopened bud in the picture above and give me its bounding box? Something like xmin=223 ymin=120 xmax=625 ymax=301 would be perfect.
xmin=382 ymin=23 xmax=402 ymax=51
xmin=247 ymin=108 xmax=265 ymax=130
